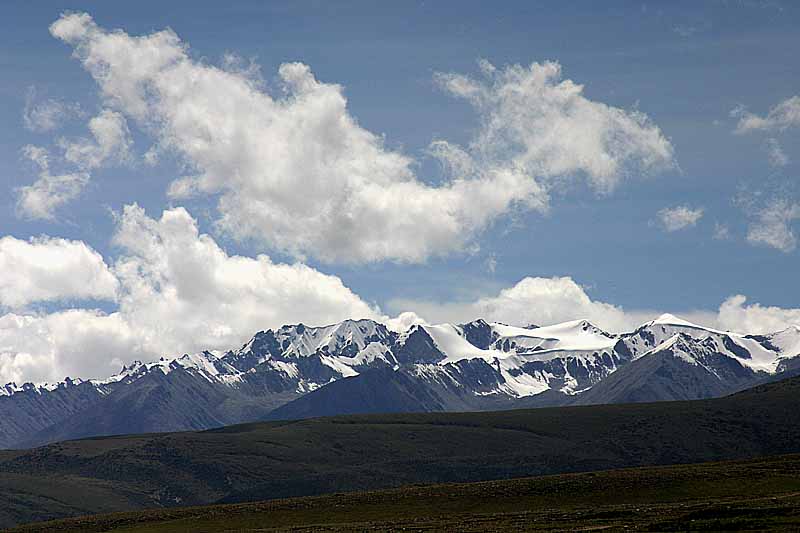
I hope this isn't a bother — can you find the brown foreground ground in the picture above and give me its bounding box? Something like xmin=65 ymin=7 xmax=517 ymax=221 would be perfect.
xmin=8 ymin=453 xmax=800 ymax=532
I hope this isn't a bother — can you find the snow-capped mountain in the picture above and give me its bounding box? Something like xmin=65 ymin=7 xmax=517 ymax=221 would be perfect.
xmin=1 ymin=314 xmax=798 ymax=449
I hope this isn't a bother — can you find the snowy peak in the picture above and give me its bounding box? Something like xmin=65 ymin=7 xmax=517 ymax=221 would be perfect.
xmin=647 ymin=332 xmax=706 ymax=364
xmin=173 ymin=351 xmax=240 ymax=379
xmin=394 ymin=324 xmax=446 ymax=364
xmin=757 ymin=326 xmax=800 ymax=359
xmin=423 ymin=323 xmax=497 ymax=363
xmin=530 ymin=319 xmax=615 ymax=341
xmin=5 ymin=315 xmax=799 ymax=403
xmin=0 ymin=377 xmax=88 ymax=397
xmin=274 ymin=319 xmax=394 ymax=359
xmin=91 ymin=350 xmax=243 ymax=388
xmin=457 ymin=319 xmax=497 ymax=350
xmin=4 ymin=314 xmax=800 ymax=449
xmin=224 ymin=319 xmax=397 ymax=377
xmin=625 ymin=315 xmax=780 ymax=373
xmin=490 ymin=319 xmax=617 ymax=354
xmin=649 ymin=313 xmax=704 ymax=329
xmin=637 ymin=313 xmax=740 ymax=338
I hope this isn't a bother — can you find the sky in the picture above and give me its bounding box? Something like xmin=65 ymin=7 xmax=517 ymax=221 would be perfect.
xmin=1 ymin=1 xmax=800 ymax=384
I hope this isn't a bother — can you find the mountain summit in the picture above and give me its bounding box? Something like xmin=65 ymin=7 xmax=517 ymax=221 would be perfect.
xmin=1 ymin=315 xmax=798 ymax=449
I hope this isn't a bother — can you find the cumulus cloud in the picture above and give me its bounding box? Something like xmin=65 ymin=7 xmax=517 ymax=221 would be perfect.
xmin=384 ymin=311 xmax=428 ymax=333
xmin=60 ymin=109 xmax=132 ymax=169
xmin=0 ymin=236 xmax=118 ymax=310
xmin=3 ymin=259 xmax=800 ymax=384
xmin=23 ymin=87 xmax=82 ymax=132
xmin=734 ymin=96 xmax=800 ymax=134
xmin=717 ymin=295 xmax=800 ymax=335
xmin=746 ymin=197 xmax=800 ymax=252
xmin=0 ymin=310 xmax=140 ymax=386
xmin=471 ymin=277 xmax=638 ymax=331
xmin=656 ymin=205 xmax=704 ymax=232
xmin=16 ymin=145 xmax=89 ymax=220
xmin=0 ymin=205 xmax=380 ymax=384
xmin=110 ymin=204 xmax=379 ymax=357
xmin=48 ymin=12 xmax=674 ymax=264
xmin=435 ymin=60 xmax=674 ymax=194
xmin=389 ymin=276 xmax=800 ymax=336
xmin=389 ymin=276 xmax=650 ymax=333
xmin=17 ymin=107 xmax=132 ymax=220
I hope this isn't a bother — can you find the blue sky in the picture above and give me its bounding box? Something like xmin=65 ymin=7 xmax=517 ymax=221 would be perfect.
xmin=1 ymin=1 xmax=800 ymax=383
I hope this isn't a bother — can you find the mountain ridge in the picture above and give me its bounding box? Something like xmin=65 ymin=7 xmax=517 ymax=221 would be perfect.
xmin=1 ymin=313 xmax=799 ymax=448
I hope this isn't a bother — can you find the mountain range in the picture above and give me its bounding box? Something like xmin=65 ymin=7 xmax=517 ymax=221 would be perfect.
xmin=2 ymin=313 xmax=799 ymax=449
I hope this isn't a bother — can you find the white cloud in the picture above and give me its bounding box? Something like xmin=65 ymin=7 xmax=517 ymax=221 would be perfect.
xmin=656 ymin=205 xmax=704 ymax=232
xmin=49 ymin=13 xmax=674 ymax=264
xmin=0 ymin=310 xmax=140 ymax=386
xmin=3 ymin=260 xmax=800 ymax=384
xmin=717 ymin=295 xmax=800 ymax=335
xmin=0 ymin=205 xmax=380 ymax=384
xmin=0 ymin=236 xmax=118 ymax=310
xmin=734 ymin=96 xmax=800 ymax=134
xmin=17 ymin=108 xmax=132 ymax=219
xmin=23 ymin=87 xmax=82 ymax=132
xmin=433 ymin=59 xmax=674 ymax=195
xmin=389 ymin=276 xmax=800 ymax=336
xmin=110 ymin=204 xmax=380 ymax=358
xmin=472 ymin=277 xmax=639 ymax=331
xmin=60 ymin=109 xmax=132 ymax=169
xmin=765 ymin=138 xmax=789 ymax=167
xmin=389 ymin=276 xmax=651 ymax=333
xmin=16 ymin=145 xmax=89 ymax=220
xmin=384 ymin=311 xmax=428 ymax=333
xmin=745 ymin=198 xmax=800 ymax=252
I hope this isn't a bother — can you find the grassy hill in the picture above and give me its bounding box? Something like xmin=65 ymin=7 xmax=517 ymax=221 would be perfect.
xmin=9 ymin=454 xmax=800 ymax=532
xmin=1 ymin=375 xmax=800 ymax=529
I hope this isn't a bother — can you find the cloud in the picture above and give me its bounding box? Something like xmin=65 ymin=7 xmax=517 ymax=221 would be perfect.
xmin=733 ymin=96 xmax=800 ymax=134
xmin=746 ymin=197 xmax=800 ymax=252
xmin=389 ymin=276 xmax=650 ymax=333
xmin=60 ymin=109 xmax=132 ymax=169
xmin=765 ymin=138 xmax=789 ymax=167
xmin=4 ymin=261 xmax=800 ymax=384
xmin=434 ymin=59 xmax=674 ymax=195
xmin=48 ymin=13 xmax=674 ymax=264
xmin=717 ymin=295 xmax=800 ymax=335
xmin=23 ymin=87 xmax=82 ymax=132
xmin=17 ymin=107 xmax=132 ymax=220
xmin=389 ymin=276 xmax=800 ymax=336
xmin=384 ymin=311 xmax=428 ymax=333
xmin=16 ymin=145 xmax=89 ymax=220
xmin=656 ymin=205 xmax=704 ymax=232
xmin=110 ymin=204 xmax=380 ymax=357
xmin=0 ymin=236 xmax=118 ymax=310
xmin=0 ymin=310 xmax=140 ymax=386
xmin=0 ymin=205 xmax=380 ymax=385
